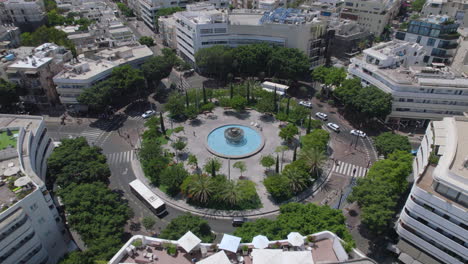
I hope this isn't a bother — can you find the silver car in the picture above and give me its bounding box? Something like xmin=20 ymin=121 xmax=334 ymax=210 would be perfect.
xmin=299 ymin=101 xmax=313 ymax=108
xmin=142 ymin=110 xmax=156 ymax=119
xmin=350 ymin=129 xmax=366 ymax=138
xmin=315 ymin=112 xmax=328 ymax=121
xmin=327 ymin=122 xmax=340 ymax=132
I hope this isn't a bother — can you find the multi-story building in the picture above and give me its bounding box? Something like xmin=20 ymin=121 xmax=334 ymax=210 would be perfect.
xmin=348 ymin=40 xmax=468 ymax=126
xmin=451 ymin=27 xmax=468 ymax=75
xmin=137 ymin=0 xmax=229 ymax=31
xmin=2 ymin=43 xmax=73 ymax=111
xmin=339 ymin=0 xmax=401 ymax=36
xmin=171 ymin=6 xmax=327 ymax=68
xmin=0 ymin=0 xmax=46 ymax=31
xmin=396 ymin=116 xmax=468 ymax=264
xmin=395 ymin=15 xmax=460 ymax=65
xmin=421 ymin=0 xmax=468 ymax=27
xmin=0 ymin=114 xmax=72 ymax=264
xmin=53 ymin=45 xmax=153 ymax=111
xmin=328 ymin=18 xmax=371 ymax=60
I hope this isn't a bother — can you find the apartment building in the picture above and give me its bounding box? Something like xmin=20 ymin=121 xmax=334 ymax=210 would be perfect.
xmin=0 ymin=25 xmax=20 ymax=48
xmin=328 ymin=19 xmax=371 ymax=60
xmin=0 ymin=0 xmax=46 ymax=31
xmin=0 ymin=114 xmax=72 ymax=264
xmin=137 ymin=0 xmax=229 ymax=31
xmin=340 ymin=0 xmax=401 ymax=35
xmin=396 ymin=116 xmax=467 ymax=264
xmin=348 ymin=40 xmax=468 ymax=126
xmin=171 ymin=6 xmax=327 ymax=68
xmin=421 ymin=0 xmax=468 ymax=27
xmin=395 ymin=15 xmax=460 ymax=65
xmin=1 ymin=43 xmax=73 ymax=110
xmin=451 ymin=27 xmax=468 ymax=75
xmin=53 ymin=45 xmax=153 ymax=110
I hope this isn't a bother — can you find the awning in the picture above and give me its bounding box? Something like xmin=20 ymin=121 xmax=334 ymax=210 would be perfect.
xmin=177 ymin=231 xmax=201 ymax=253
xmin=219 ymin=234 xmax=241 ymax=253
xmin=287 ymin=232 xmax=304 ymax=247
xmin=197 ymin=250 xmax=231 ymax=264
xmin=252 ymin=235 xmax=269 ymax=249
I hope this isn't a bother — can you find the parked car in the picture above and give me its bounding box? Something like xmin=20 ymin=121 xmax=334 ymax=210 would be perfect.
xmin=232 ymin=217 xmax=247 ymax=227
xmin=299 ymin=101 xmax=313 ymax=108
xmin=183 ymin=69 xmax=195 ymax=77
xmin=142 ymin=110 xmax=156 ymax=119
xmin=315 ymin=112 xmax=328 ymax=121
xmin=327 ymin=122 xmax=340 ymax=132
xmin=350 ymin=129 xmax=366 ymax=138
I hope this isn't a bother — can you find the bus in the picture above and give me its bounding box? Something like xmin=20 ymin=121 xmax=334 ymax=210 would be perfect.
xmin=129 ymin=179 xmax=167 ymax=216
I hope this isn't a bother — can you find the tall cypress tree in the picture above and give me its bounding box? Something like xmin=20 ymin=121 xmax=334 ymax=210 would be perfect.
xmin=286 ymin=97 xmax=290 ymax=117
xmin=246 ymin=82 xmax=250 ymax=104
xmin=185 ymin=90 xmax=189 ymax=108
xmin=211 ymin=162 xmax=216 ymax=177
xmin=273 ymin=86 xmax=278 ymax=113
xmin=202 ymin=84 xmax=207 ymax=104
xmin=293 ymin=146 xmax=297 ymax=162
xmin=230 ymin=83 xmax=234 ymax=99
xmin=306 ymin=114 xmax=312 ymax=134
xmin=275 ymin=154 xmax=279 ymax=173
xmin=159 ymin=112 xmax=166 ymax=135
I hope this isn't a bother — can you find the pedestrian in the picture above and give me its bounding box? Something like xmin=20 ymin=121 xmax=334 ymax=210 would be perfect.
xmin=193 ymin=131 xmax=196 ymax=137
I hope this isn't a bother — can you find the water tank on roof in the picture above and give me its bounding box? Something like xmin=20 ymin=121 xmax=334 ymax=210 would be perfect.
xmin=5 ymin=54 xmax=15 ymax=61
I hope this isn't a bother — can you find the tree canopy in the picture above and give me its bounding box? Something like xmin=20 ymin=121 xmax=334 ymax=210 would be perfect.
xmin=117 ymin=2 xmax=134 ymax=17
xmin=0 ymin=79 xmax=19 ymax=108
xmin=21 ymin=26 xmax=77 ymax=56
xmin=233 ymin=203 xmax=355 ymax=251
xmin=348 ymin=151 xmax=413 ymax=233
xmin=279 ymin=123 xmax=299 ymax=142
xmin=374 ymin=132 xmax=411 ymax=158
xmin=311 ymin=66 xmax=346 ymax=86
xmin=160 ymin=214 xmax=215 ymax=242
xmin=300 ymin=129 xmax=329 ymax=152
xmin=139 ymin=36 xmax=155 ymax=47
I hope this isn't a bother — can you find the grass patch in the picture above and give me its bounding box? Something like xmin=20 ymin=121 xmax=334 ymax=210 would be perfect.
xmin=158 ymin=184 xmax=168 ymax=194
xmin=0 ymin=130 xmax=18 ymax=150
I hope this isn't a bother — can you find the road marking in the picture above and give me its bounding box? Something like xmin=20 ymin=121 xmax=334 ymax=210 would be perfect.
xmin=106 ymin=150 xmax=136 ymax=164
xmin=332 ymin=161 xmax=368 ymax=178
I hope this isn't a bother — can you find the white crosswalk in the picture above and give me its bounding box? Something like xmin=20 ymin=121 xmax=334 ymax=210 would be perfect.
xmin=331 ymin=161 xmax=369 ymax=178
xmin=125 ymin=110 xmax=145 ymax=121
xmin=80 ymin=120 xmax=115 ymax=144
xmin=105 ymin=150 xmax=137 ymax=164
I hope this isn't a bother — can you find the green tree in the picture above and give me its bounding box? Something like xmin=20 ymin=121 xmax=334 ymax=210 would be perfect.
xmin=46 ymin=9 xmax=66 ymax=26
xmin=187 ymin=154 xmax=198 ymax=169
xmin=203 ymin=158 xmax=222 ymax=177
xmin=195 ymin=45 xmax=233 ymax=79
xmin=301 ymin=129 xmax=329 ymax=152
xmin=172 ymin=138 xmax=187 ymax=155
xmin=268 ymin=47 xmax=310 ymax=80
xmin=160 ymin=163 xmax=189 ymax=196
xmin=311 ymin=66 xmax=329 ymax=83
xmin=279 ymin=123 xmax=299 ymax=143
xmin=117 ymin=2 xmax=135 ymax=17
xmin=411 ymin=0 xmax=426 ymax=11
xmin=47 ymin=137 xmax=110 ymax=187
xmin=260 ymin=155 xmax=275 ymax=171
xmin=44 ymin=0 xmax=57 ymax=12
xmin=283 ymin=167 xmax=308 ymax=193
xmin=230 ymin=95 xmax=248 ymax=112
xmin=139 ymin=36 xmax=155 ymax=46
xmin=353 ymin=86 xmax=393 ymax=120
xmin=159 ymin=112 xmax=166 ymax=135
xmin=20 ymin=26 xmax=77 ymax=56
xmin=299 ymin=147 xmax=327 ymax=178
xmin=264 ymin=174 xmax=292 ymax=201
xmin=141 ymin=55 xmax=173 ymax=89
xmin=160 ymin=214 xmax=215 ymax=242
xmin=233 ymin=161 xmax=247 ymax=177
xmin=333 ymin=78 xmax=362 ymax=106
xmin=142 ymin=216 xmax=156 ymax=230
xmin=256 ymin=90 xmax=276 ymax=113
xmin=324 ymin=67 xmax=346 ymax=86
xmin=184 ymin=174 xmax=215 ymax=203
xmin=374 ymin=132 xmax=411 ymax=158
xmin=139 ymin=139 xmax=170 ymax=185
xmin=221 ymin=180 xmax=241 ymax=206
xmin=165 ymin=92 xmax=186 ymax=119
xmin=0 ymin=79 xmax=19 ymax=108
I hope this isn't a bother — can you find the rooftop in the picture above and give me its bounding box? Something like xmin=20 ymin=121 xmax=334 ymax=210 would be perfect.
xmin=176 ymin=9 xmax=228 ymax=24
xmin=416 ymin=15 xmax=453 ymax=25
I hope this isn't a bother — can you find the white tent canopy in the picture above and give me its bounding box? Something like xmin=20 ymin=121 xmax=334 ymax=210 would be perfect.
xmin=252 ymin=249 xmax=314 ymax=264
xmin=219 ymin=234 xmax=241 ymax=253
xmin=287 ymin=232 xmax=304 ymax=247
xmin=197 ymin=250 xmax=231 ymax=264
xmin=177 ymin=231 xmax=201 ymax=253
xmin=252 ymin=235 xmax=270 ymax=249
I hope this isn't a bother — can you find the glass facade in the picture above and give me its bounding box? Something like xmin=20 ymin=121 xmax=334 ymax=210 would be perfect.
xmin=407 ymin=20 xmax=459 ymax=38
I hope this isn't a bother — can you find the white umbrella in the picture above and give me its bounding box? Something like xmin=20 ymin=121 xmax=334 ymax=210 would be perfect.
xmin=219 ymin=234 xmax=241 ymax=253
xmin=177 ymin=231 xmax=201 ymax=253
xmin=197 ymin=250 xmax=231 ymax=264
xmin=3 ymin=167 xmax=19 ymax=176
xmin=287 ymin=232 xmax=304 ymax=247
xmin=14 ymin=176 xmax=30 ymax=187
xmin=252 ymin=235 xmax=270 ymax=249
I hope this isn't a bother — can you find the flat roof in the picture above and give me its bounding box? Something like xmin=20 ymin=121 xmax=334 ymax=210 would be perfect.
xmin=229 ymin=13 xmax=262 ymax=25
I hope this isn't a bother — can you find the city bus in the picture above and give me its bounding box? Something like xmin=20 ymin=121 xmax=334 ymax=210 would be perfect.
xmin=129 ymin=179 xmax=167 ymax=217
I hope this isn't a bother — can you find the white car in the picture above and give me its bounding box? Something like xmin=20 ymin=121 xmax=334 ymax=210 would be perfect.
xmin=299 ymin=101 xmax=313 ymax=108
xmin=142 ymin=110 xmax=156 ymax=119
xmin=315 ymin=112 xmax=328 ymax=121
xmin=327 ymin=122 xmax=340 ymax=132
xmin=350 ymin=129 xmax=366 ymax=138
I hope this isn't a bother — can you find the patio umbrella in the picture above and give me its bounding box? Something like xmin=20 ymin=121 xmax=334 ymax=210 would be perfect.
xmin=177 ymin=231 xmax=201 ymax=253
xmin=252 ymin=235 xmax=270 ymax=249
xmin=219 ymin=234 xmax=241 ymax=253
xmin=3 ymin=166 xmax=19 ymax=176
xmin=197 ymin=250 xmax=231 ymax=264
xmin=287 ymin=232 xmax=304 ymax=247
xmin=14 ymin=176 xmax=30 ymax=187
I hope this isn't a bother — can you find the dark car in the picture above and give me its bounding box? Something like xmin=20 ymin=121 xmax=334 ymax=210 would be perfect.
xmin=232 ymin=217 xmax=247 ymax=227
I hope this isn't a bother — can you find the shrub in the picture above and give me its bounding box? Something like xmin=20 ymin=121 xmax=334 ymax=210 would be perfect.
xmin=264 ymin=174 xmax=293 ymax=202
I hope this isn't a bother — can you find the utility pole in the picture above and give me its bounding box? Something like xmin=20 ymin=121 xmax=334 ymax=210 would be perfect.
xmin=337 ymin=189 xmax=344 ymax=209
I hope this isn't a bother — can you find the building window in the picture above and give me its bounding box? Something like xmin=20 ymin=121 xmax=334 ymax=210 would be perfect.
xmin=416 ymin=36 xmax=422 ymax=44
xmin=427 ymin=38 xmax=436 ymax=46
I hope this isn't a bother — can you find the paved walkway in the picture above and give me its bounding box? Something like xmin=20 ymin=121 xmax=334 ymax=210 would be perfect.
xmin=131 ymin=108 xmax=335 ymax=218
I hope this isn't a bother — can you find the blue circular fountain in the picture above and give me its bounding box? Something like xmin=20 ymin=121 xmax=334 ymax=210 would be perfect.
xmin=206 ymin=124 xmax=264 ymax=158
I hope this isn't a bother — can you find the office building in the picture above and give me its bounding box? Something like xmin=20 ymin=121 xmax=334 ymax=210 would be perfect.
xmin=0 ymin=0 xmax=46 ymax=31
xmin=348 ymin=40 xmax=468 ymax=126
xmin=395 ymin=15 xmax=460 ymax=65
xmin=328 ymin=19 xmax=371 ymax=60
xmin=172 ymin=6 xmax=327 ymax=68
xmin=339 ymin=0 xmax=401 ymax=35
xmin=421 ymin=0 xmax=468 ymax=27
xmin=396 ymin=116 xmax=468 ymax=264
xmin=0 ymin=114 xmax=72 ymax=264
xmin=53 ymin=45 xmax=153 ymax=110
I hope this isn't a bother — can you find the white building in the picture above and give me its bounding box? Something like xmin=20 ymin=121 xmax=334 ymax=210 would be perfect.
xmin=0 ymin=0 xmax=46 ymax=31
xmin=395 ymin=15 xmax=460 ymax=65
xmin=0 ymin=114 xmax=73 ymax=264
xmin=396 ymin=116 xmax=468 ymax=264
xmin=348 ymin=40 xmax=468 ymax=126
xmin=171 ymin=6 xmax=327 ymax=67
xmin=421 ymin=0 xmax=468 ymax=27
xmin=53 ymin=45 xmax=153 ymax=110
xmin=451 ymin=27 xmax=468 ymax=75
xmin=339 ymin=0 xmax=401 ymax=35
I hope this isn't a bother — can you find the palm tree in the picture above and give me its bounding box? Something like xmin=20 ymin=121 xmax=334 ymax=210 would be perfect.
xmin=283 ymin=168 xmax=308 ymax=193
xmin=221 ymin=180 xmax=241 ymax=206
xmin=299 ymin=147 xmax=327 ymax=178
xmin=188 ymin=175 xmax=215 ymax=204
